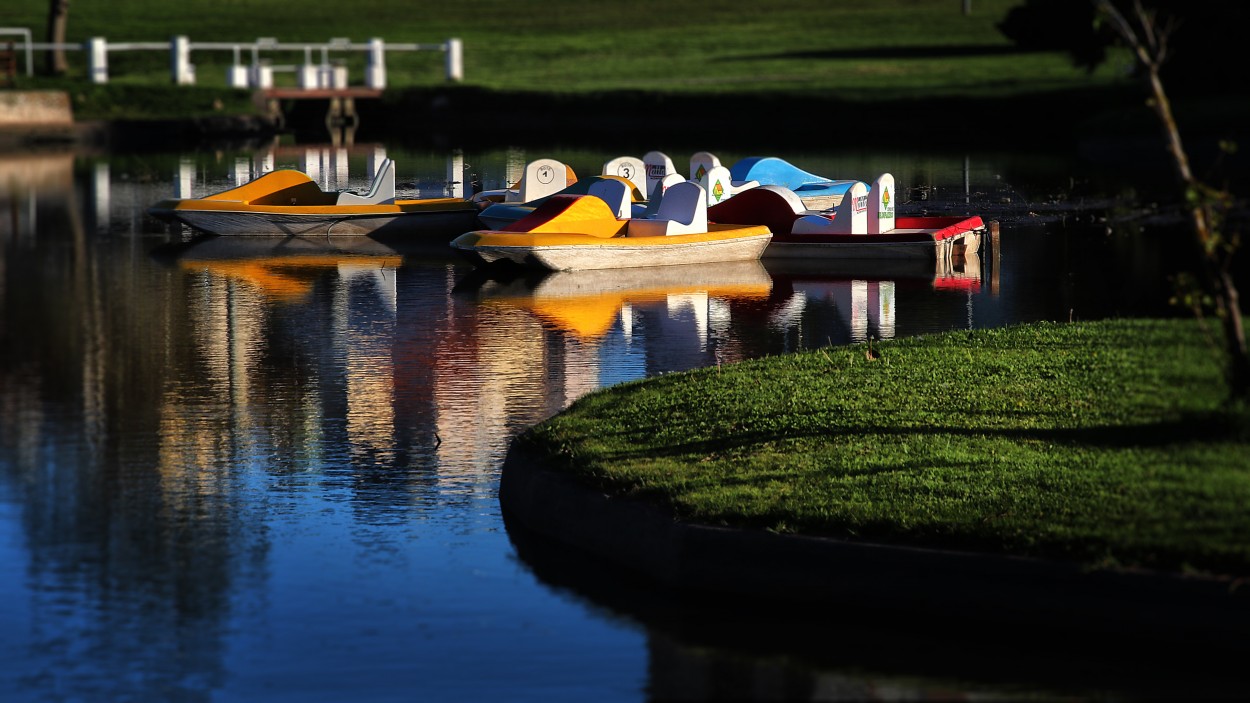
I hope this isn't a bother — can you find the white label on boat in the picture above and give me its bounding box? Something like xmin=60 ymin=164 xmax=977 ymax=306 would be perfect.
xmin=869 ymin=173 xmax=896 ymax=234
xmin=537 ymin=165 xmax=555 ymax=184
xmin=617 ymin=164 xmax=634 ymax=179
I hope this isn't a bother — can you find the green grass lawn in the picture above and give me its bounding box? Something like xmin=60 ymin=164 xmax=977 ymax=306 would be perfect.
xmin=518 ymin=318 xmax=1250 ymax=578
xmin=6 ymin=0 xmax=1131 ymax=115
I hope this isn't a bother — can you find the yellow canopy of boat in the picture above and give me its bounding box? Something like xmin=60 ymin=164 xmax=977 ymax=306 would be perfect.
xmin=203 ymin=169 xmax=339 ymax=206
xmin=500 ymin=194 xmax=628 ymax=238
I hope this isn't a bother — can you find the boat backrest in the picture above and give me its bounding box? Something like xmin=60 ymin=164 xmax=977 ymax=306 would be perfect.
xmin=642 ymin=173 xmax=687 ymax=217
xmin=628 ymin=181 xmax=708 ymax=236
xmin=506 ymin=159 xmax=574 ymax=203
xmin=587 ymin=178 xmax=632 ymax=219
xmin=336 ymin=158 xmax=396 ymax=205
xmin=689 ymin=151 xmax=723 ymax=181
xmin=868 ymin=173 xmax=896 ymax=234
xmin=602 ymin=156 xmax=647 ymax=195
xmin=698 ymin=165 xmax=758 ymax=205
xmin=643 ymin=151 xmax=678 ymax=201
xmin=828 ymin=181 xmax=870 ymax=234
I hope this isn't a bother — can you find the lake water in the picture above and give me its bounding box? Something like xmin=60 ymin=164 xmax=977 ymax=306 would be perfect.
xmin=0 ymin=142 xmax=1216 ymax=701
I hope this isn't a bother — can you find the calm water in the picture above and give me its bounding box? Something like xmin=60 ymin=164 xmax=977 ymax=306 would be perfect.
xmin=0 ymin=143 xmax=1205 ymax=701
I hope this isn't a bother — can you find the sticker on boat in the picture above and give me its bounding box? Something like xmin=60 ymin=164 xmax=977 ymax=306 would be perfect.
xmin=537 ymin=165 xmax=556 ymax=185
xmin=616 ymin=164 xmax=635 ymax=179
xmin=712 ymin=180 xmax=726 ymax=202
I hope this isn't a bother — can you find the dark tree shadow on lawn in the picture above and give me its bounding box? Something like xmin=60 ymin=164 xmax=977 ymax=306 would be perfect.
xmin=728 ymin=45 xmax=1039 ymax=62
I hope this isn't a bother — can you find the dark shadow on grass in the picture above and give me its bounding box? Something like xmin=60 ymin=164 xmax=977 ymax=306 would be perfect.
xmin=729 ymin=45 xmax=1039 ymax=62
xmin=564 ymin=410 xmax=1247 ymax=467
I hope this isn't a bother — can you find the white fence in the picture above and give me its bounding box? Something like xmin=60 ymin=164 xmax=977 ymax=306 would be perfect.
xmin=0 ymin=30 xmax=463 ymax=89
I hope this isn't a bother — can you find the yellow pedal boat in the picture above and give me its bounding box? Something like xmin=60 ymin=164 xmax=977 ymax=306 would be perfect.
xmin=148 ymin=158 xmax=481 ymax=237
xmin=450 ymin=181 xmax=772 ymax=271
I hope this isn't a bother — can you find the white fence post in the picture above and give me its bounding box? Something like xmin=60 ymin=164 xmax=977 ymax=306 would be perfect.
xmin=227 ymin=45 xmax=248 ymax=88
xmin=171 ymin=35 xmax=195 ymax=85
xmin=87 ymin=37 xmax=108 ymax=84
xmin=365 ymin=38 xmax=386 ymax=89
xmin=445 ymin=38 xmax=463 ymax=82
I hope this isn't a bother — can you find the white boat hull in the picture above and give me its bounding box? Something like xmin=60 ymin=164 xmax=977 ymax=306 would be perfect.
xmin=459 ymin=233 xmax=773 ymax=271
xmin=173 ymin=209 xmax=480 ymax=237
xmin=765 ymin=229 xmax=981 ymax=261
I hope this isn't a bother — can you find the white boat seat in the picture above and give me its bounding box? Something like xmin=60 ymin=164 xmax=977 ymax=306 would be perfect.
xmin=470 ymin=159 xmax=574 ymax=205
xmin=629 ymin=181 xmax=708 ymax=236
xmin=642 ymin=150 xmax=678 ymax=204
xmin=601 ymin=156 xmax=647 ymax=196
xmin=643 ymin=173 xmax=685 ymax=217
xmin=689 ymin=151 xmax=724 ymax=181
xmin=698 ymin=165 xmax=758 ymax=205
xmin=336 ymin=158 xmax=396 ymax=205
xmin=506 ymin=159 xmax=570 ymax=204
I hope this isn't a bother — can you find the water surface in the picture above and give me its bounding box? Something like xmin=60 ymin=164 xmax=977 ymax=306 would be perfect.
xmin=0 ymin=144 xmax=1210 ymax=701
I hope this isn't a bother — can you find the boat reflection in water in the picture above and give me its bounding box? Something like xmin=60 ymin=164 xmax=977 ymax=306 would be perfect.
xmin=173 ymin=238 xmax=406 ymax=304
xmin=462 ymin=260 xmax=774 ymax=403
xmin=469 ymin=260 xmax=774 ymax=340
xmin=761 ymin=248 xmax=983 ymax=349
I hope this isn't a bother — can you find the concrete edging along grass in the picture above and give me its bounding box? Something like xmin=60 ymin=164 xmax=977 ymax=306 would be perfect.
xmin=499 ymin=442 xmax=1250 ymax=639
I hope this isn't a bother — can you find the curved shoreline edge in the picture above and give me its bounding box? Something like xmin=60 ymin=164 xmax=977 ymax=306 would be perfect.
xmin=499 ymin=442 xmax=1250 ymax=638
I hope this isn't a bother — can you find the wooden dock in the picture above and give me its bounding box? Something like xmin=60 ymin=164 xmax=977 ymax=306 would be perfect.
xmin=254 ymin=87 xmax=384 ymax=129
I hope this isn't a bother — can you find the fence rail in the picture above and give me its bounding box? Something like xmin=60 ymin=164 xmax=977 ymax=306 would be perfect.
xmin=0 ymin=30 xmax=463 ymax=89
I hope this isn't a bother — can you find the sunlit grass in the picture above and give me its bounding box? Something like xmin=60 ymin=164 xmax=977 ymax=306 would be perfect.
xmin=6 ymin=0 xmax=1130 ymax=105
xmin=520 ymin=318 xmax=1250 ymax=577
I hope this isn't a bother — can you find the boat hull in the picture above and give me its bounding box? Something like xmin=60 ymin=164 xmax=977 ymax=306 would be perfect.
xmin=151 ymin=199 xmax=481 ymax=237
xmin=765 ymin=217 xmax=984 ymax=260
xmin=453 ymin=228 xmax=773 ymax=271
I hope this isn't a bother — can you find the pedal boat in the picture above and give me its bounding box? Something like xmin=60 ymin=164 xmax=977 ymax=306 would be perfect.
xmin=451 ymin=181 xmax=772 ymax=272
xmin=729 ymin=156 xmax=860 ymax=210
xmin=148 ymin=159 xmax=480 ymax=237
xmin=477 ymin=175 xmax=646 ymax=230
xmin=708 ymin=174 xmax=986 ymax=261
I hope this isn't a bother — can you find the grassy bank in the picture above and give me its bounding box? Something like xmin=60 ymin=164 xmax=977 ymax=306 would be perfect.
xmin=6 ymin=0 xmax=1131 ymax=117
xmin=518 ymin=318 xmax=1250 ymax=577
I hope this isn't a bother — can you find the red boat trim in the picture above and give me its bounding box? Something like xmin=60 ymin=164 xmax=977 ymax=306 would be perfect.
xmin=895 ymin=216 xmax=985 ymax=241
